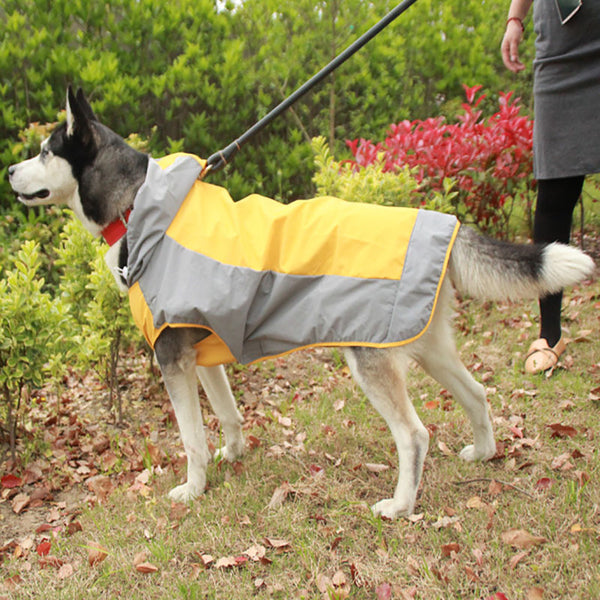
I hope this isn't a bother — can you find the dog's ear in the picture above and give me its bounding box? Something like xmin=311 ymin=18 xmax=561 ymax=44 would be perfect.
xmin=75 ymin=88 xmax=98 ymax=122
xmin=66 ymin=86 xmax=96 ymax=149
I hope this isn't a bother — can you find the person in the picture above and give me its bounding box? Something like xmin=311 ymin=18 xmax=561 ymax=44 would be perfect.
xmin=501 ymin=0 xmax=600 ymax=374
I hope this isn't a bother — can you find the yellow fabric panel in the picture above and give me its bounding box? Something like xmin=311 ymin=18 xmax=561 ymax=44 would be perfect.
xmin=128 ymin=281 xmax=236 ymax=366
xmin=165 ymin=187 xmax=417 ymax=280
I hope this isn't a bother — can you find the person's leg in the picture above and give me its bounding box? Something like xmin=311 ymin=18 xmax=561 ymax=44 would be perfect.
xmin=533 ymin=176 xmax=584 ymax=346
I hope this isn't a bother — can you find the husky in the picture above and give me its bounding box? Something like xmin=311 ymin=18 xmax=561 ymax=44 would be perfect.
xmin=8 ymin=88 xmax=595 ymax=519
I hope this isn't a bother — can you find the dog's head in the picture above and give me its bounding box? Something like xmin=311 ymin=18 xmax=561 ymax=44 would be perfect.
xmin=8 ymin=87 xmax=99 ymax=208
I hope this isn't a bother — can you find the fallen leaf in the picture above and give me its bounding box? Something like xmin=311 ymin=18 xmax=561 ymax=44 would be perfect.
xmin=135 ymin=562 xmax=159 ymax=573
xmin=375 ymin=582 xmax=393 ymax=600
xmin=169 ymin=501 xmax=190 ymax=523
xmin=264 ymin=537 xmax=291 ymax=550
xmin=88 ymin=542 xmax=109 ymax=566
xmin=247 ymin=434 xmax=261 ymax=449
xmin=551 ymin=453 xmax=575 ymax=471
xmin=441 ymin=542 xmax=461 ymax=557
xmin=535 ymin=477 xmax=554 ymax=490
xmin=365 ymin=463 xmax=389 ymax=473
xmin=488 ymin=480 xmax=503 ymax=495
xmin=244 ymin=544 xmax=266 ymax=562
xmin=316 ymin=573 xmax=332 ymax=594
xmin=36 ymin=540 xmax=52 ymax=557
xmin=12 ymin=493 xmax=30 ymax=514
xmin=547 ymin=423 xmax=578 ymax=439
xmin=197 ymin=553 xmax=214 ymax=567
xmin=509 ymin=550 xmax=528 ymax=569
xmin=57 ymin=563 xmax=74 ymax=579
xmin=333 ymin=398 xmax=345 ymax=411
xmin=466 ymin=496 xmax=486 ymax=509
xmin=332 ymin=570 xmax=348 ymax=587
xmin=501 ymin=528 xmax=547 ymax=550
xmin=438 ymin=441 xmax=453 ymax=456
xmin=267 ymin=481 xmax=292 ymax=510
xmin=1 ymin=474 xmax=22 ymax=489
xmin=527 ymin=586 xmax=545 ymax=600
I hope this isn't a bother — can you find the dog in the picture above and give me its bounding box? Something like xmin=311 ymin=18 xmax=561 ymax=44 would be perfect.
xmin=8 ymin=87 xmax=595 ymax=519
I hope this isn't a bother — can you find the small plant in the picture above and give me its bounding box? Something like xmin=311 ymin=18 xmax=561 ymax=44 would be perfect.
xmin=82 ymin=250 xmax=143 ymax=425
xmin=0 ymin=241 xmax=73 ymax=460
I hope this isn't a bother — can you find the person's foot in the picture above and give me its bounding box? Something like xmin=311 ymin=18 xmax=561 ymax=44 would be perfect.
xmin=524 ymin=338 xmax=566 ymax=374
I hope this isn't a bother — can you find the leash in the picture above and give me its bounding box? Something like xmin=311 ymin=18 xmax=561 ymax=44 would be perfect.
xmin=199 ymin=0 xmax=420 ymax=179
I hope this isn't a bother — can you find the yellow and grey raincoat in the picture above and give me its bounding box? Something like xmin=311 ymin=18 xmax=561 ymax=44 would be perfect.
xmin=126 ymin=153 xmax=459 ymax=367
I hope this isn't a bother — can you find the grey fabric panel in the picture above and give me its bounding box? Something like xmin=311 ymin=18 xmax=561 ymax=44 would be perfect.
xmin=532 ymin=0 xmax=600 ymax=178
xmin=126 ymin=156 xmax=203 ymax=283
xmin=136 ymin=208 xmax=456 ymax=364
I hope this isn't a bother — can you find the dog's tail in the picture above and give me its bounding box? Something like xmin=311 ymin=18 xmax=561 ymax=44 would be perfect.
xmin=448 ymin=226 xmax=595 ymax=301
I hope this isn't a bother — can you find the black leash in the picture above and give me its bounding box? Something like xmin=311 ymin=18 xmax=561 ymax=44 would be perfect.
xmin=200 ymin=0 xmax=420 ymax=178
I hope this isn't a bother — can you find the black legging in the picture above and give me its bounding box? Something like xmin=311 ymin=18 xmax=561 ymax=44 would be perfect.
xmin=533 ymin=176 xmax=584 ymax=347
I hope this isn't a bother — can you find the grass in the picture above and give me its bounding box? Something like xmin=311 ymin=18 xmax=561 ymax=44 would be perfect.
xmin=1 ymin=277 xmax=599 ymax=600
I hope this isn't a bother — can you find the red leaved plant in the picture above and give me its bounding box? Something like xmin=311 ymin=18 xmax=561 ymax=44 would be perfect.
xmin=345 ymin=85 xmax=534 ymax=237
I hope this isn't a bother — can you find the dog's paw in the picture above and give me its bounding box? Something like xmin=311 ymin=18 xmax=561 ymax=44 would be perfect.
xmin=214 ymin=442 xmax=244 ymax=463
xmin=459 ymin=444 xmax=496 ymax=462
xmin=168 ymin=481 xmax=204 ymax=503
xmin=371 ymin=498 xmax=414 ymax=520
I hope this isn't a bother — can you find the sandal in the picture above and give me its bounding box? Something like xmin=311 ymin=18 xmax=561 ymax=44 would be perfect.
xmin=524 ymin=338 xmax=567 ymax=374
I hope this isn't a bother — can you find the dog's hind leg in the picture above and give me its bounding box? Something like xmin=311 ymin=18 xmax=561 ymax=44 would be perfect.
xmin=416 ymin=309 xmax=496 ymax=462
xmin=197 ymin=365 xmax=244 ymax=462
xmin=155 ymin=329 xmax=211 ymax=502
xmin=344 ymin=347 xmax=429 ymax=519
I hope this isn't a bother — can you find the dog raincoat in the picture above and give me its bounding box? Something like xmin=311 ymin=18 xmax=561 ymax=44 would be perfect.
xmin=126 ymin=153 xmax=459 ymax=366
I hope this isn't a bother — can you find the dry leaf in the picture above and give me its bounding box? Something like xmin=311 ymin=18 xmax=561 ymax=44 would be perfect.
xmin=316 ymin=573 xmax=332 ymax=593
xmin=57 ymin=563 xmax=74 ymax=579
xmin=547 ymin=423 xmax=577 ymax=438
xmin=36 ymin=540 xmax=52 ymax=556
xmin=264 ymin=537 xmax=291 ymax=550
xmin=1 ymin=474 xmax=22 ymax=489
xmin=508 ymin=550 xmax=528 ymax=569
xmin=214 ymin=556 xmax=239 ymax=569
xmin=244 ymin=544 xmax=266 ymax=561
xmin=375 ymin=582 xmax=393 ymax=600
xmin=12 ymin=493 xmax=30 ymax=514
xmin=135 ymin=561 xmax=159 ymax=573
xmin=365 ymin=463 xmax=389 ymax=473
xmin=88 ymin=542 xmax=109 ymax=567
xmin=441 ymin=542 xmax=461 ymax=557
xmin=133 ymin=550 xmax=148 ymax=566
xmin=332 ymin=570 xmax=348 ymax=587
xmin=501 ymin=529 xmax=547 ymax=550
xmin=438 ymin=441 xmax=453 ymax=456
xmin=527 ymin=587 xmax=545 ymax=600
xmin=267 ymin=481 xmax=292 ymax=510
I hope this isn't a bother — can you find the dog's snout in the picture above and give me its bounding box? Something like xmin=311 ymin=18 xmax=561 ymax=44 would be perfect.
xmin=7 ymin=165 xmax=16 ymax=178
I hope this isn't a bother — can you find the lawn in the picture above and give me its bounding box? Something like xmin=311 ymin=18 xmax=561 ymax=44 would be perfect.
xmin=1 ymin=258 xmax=598 ymax=600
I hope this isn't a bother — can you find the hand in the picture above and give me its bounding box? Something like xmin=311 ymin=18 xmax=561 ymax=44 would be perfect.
xmin=501 ymin=20 xmax=525 ymax=72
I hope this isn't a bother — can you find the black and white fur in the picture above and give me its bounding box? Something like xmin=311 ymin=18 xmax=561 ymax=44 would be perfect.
xmin=8 ymin=88 xmax=595 ymax=519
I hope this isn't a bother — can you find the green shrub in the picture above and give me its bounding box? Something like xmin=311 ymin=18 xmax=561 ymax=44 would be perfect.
xmin=311 ymin=136 xmax=455 ymax=214
xmin=0 ymin=241 xmax=74 ymax=459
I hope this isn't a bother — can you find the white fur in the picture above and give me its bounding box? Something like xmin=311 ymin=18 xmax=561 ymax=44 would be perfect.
xmin=541 ymin=243 xmax=596 ymax=293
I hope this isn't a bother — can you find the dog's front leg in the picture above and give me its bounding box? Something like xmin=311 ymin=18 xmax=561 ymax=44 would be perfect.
xmin=156 ymin=337 xmax=210 ymax=502
xmin=197 ymin=365 xmax=244 ymax=462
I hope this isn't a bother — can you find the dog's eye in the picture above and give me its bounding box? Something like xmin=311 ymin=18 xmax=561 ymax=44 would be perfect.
xmin=40 ymin=147 xmax=49 ymax=160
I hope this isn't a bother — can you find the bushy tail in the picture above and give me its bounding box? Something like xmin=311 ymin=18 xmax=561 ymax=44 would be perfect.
xmin=449 ymin=226 xmax=595 ymax=301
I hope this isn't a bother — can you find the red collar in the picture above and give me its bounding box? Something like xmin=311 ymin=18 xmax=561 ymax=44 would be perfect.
xmin=101 ymin=209 xmax=132 ymax=246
